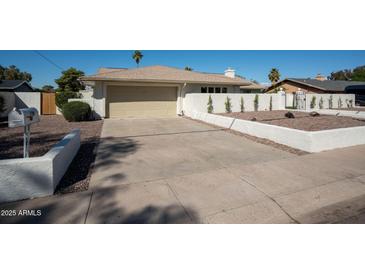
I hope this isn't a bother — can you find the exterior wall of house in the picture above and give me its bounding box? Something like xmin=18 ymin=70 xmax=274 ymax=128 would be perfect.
xmin=87 ymin=82 xmax=242 ymax=118
xmin=92 ymin=81 xmax=105 ymax=118
xmin=15 ymin=92 xmax=41 ymax=113
xmin=0 ymin=92 xmax=15 ymax=117
xmin=0 ymin=91 xmax=41 ymax=117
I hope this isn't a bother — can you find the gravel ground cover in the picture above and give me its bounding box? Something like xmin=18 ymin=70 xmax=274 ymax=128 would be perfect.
xmin=221 ymin=110 xmax=365 ymax=131
xmin=0 ymin=115 xmax=103 ymax=193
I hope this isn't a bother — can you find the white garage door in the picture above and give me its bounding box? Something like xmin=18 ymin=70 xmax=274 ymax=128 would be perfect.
xmin=107 ymin=86 xmax=177 ymax=118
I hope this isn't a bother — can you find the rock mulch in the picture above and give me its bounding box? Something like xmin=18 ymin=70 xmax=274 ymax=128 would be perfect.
xmin=221 ymin=110 xmax=365 ymax=131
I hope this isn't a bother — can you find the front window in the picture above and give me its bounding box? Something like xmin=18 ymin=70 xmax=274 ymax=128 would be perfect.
xmin=201 ymin=87 xmax=207 ymax=93
xmin=215 ymin=87 xmax=221 ymax=93
xmin=222 ymin=87 xmax=227 ymax=93
xmin=208 ymin=87 xmax=214 ymax=93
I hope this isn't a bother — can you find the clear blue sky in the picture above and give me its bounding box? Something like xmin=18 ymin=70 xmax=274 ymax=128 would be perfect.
xmin=1 ymin=50 xmax=365 ymax=88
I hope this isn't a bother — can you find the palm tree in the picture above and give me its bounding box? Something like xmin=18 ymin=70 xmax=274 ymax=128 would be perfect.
xmin=132 ymin=50 xmax=143 ymax=67
xmin=184 ymin=66 xmax=193 ymax=71
xmin=268 ymin=68 xmax=280 ymax=84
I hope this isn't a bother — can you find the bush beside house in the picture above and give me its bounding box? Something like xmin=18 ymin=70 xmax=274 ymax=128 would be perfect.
xmin=62 ymin=101 xmax=91 ymax=122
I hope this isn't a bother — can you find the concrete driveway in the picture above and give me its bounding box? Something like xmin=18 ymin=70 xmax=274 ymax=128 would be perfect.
xmin=2 ymin=117 xmax=365 ymax=224
xmin=85 ymin=117 xmax=365 ymax=224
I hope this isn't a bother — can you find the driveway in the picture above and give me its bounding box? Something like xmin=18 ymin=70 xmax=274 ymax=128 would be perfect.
xmin=2 ymin=117 xmax=365 ymax=224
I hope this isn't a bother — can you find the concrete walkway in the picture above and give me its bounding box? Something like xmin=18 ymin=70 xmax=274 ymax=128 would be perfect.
xmin=1 ymin=118 xmax=365 ymax=224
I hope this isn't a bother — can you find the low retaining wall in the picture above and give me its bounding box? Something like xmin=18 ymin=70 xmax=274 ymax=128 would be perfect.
xmin=187 ymin=111 xmax=365 ymax=153
xmin=0 ymin=129 xmax=80 ymax=204
xmin=314 ymin=109 xmax=365 ymax=119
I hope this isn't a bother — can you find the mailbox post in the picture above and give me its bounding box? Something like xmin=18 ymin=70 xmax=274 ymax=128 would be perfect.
xmin=8 ymin=107 xmax=40 ymax=158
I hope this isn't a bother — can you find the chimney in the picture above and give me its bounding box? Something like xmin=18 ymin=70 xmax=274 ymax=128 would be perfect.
xmin=224 ymin=67 xmax=235 ymax=78
xmin=315 ymin=73 xmax=326 ymax=81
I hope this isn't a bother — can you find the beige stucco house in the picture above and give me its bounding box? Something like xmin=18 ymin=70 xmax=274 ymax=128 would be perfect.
xmin=80 ymin=65 xmax=251 ymax=118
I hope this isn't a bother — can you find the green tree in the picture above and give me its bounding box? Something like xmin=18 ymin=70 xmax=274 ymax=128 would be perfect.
xmin=42 ymin=85 xmax=55 ymax=92
xmin=0 ymin=65 xmax=32 ymax=81
xmin=328 ymin=95 xmax=333 ymax=109
xmin=328 ymin=69 xmax=352 ymax=80
xmin=207 ymin=95 xmax=213 ymax=113
xmin=225 ymin=96 xmax=232 ymax=113
xmin=240 ymin=97 xmax=245 ymax=112
xmin=254 ymin=94 xmax=259 ymax=111
xmin=310 ymin=96 xmax=316 ymax=109
xmin=351 ymin=65 xmax=365 ymax=81
xmin=268 ymin=68 xmax=280 ymax=84
xmin=328 ymin=65 xmax=365 ymax=81
xmin=184 ymin=67 xmax=193 ymax=71
xmin=55 ymin=67 xmax=85 ymax=92
xmin=338 ymin=97 xmax=343 ymax=108
xmin=132 ymin=50 xmax=143 ymax=67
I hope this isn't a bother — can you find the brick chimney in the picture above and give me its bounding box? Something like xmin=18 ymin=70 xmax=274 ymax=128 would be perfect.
xmin=224 ymin=68 xmax=235 ymax=78
xmin=315 ymin=73 xmax=326 ymax=81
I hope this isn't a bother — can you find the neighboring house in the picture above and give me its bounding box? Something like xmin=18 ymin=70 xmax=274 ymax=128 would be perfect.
xmin=240 ymin=82 xmax=265 ymax=93
xmin=266 ymin=74 xmax=365 ymax=94
xmin=80 ymin=65 xmax=250 ymax=118
xmin=0 ymin=80 xmax=34 ymax=92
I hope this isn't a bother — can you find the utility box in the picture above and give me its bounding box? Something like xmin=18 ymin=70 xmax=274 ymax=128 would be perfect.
xmin=8 ymin=107 xmax=40 ymax=128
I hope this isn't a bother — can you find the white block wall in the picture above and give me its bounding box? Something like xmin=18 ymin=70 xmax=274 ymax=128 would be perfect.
xmin=14 ymin=92 xmax=41 ymax=113
xmin=0 ymin=92 xmax=41 ymax=117
xmin=0 ymin=129 xmax=80 ymax=203
xmin=183 ymin=93 xmax=281 ymax=115
xmin=305 ymin=94 xmax=355 ymax=110
xmin=0 ymin=92 xmax=15 ymax=117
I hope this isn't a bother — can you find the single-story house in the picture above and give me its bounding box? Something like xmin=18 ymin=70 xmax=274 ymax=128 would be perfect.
xmin=266 ymin=74 xmax=365 ymax=94
xmin=0 ymin=80 xmax=34 ymax=92
xmin=80 ymin=65 xmax=251 ymax=118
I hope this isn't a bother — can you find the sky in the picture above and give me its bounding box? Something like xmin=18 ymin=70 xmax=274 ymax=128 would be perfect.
xmin=0 ymin=50 xmax=365 ymax=88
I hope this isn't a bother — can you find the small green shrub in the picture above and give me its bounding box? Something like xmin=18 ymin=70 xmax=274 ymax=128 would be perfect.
xmin=310 ymin=96 xmax=316 ymax=109
xmin=254 ymin=94 xmax=259 ymax=111
xmin=240 ymin=97 xmax=245 ymax=112
xmin=225 ymin=96 xmax=232 ymax=113
xmin=319 ymin=97 xmax=324 ymax=109
xmin=269 ymin=96 xmax=273 ymax=111
xmin=0 ymin=95 xmax=5 ymax=113
xmin=62 ymin=101 xmax=91 ymax=122
xmin=328 ymin=95 xmax=333 ymax=109
xmin=346 ymin=99 xmax=353 ymax=108
xmin=207 ymin=95 xmax=213 ymax=113
xmin=349 ymin=99 xmax=353 ymax=108
xmin=338 ymin=97 xmax=343 ymax=108
xmin=56 ymin=91 xmax=81 ymax=110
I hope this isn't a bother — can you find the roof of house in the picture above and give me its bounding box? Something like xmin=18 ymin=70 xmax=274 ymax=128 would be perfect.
xmin=268 ymin=78 xmax=365 ymax=92
xmin=0 ymin=80 xmax=33 ymax=90
xmin=240 ymin=83 xmax=265 ymax=90
xmin=81 ymin=65 xmax=251 ymax=85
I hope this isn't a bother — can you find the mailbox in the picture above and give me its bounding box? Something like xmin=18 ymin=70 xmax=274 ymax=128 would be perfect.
xmin=8 ymin=107 xmax=40 ymax=128
xmin=8 ymin=108 xmax=40 ymax=158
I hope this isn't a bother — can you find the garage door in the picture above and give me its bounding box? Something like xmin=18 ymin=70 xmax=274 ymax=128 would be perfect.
xmin=107 ymin=86 xmax=177 ymax=118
